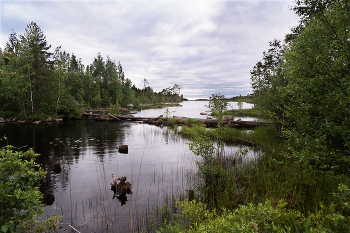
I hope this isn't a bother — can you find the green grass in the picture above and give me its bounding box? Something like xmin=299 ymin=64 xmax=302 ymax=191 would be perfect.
xmin=141 ymin=122 xmax=350 ymax=232
xmin=179 ymin=123 xmax=349 ymax=215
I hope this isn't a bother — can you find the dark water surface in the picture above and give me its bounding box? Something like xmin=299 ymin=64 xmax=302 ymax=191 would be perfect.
xmin=0 ymin=102 xmax=257 ymax=232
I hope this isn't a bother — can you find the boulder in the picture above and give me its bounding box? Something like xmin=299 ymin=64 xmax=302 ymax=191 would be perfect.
xmin=55 ymin=118 xmax=63 ymax=122
xmin=200 ymin=112 xmax=207 ymax=115
xmin=118 ymin=145 xmax=128 ymax=154
xmin=33 ymin=120 xmax=41 ymax=125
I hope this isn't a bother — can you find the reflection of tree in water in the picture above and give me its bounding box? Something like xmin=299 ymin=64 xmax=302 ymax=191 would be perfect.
xmin=0 ymin=120 xmax=131 ymax=206
xmin=116 ymin=192 xmax=130 ymax=206
xmin=111 ymin=175 xmax=132 ymax=206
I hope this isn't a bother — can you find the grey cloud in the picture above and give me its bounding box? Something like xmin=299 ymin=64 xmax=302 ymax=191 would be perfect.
xmin=1 ymin=1 xmax=299 ymax=99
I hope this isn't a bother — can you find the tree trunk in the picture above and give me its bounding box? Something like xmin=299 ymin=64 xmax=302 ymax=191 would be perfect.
xmin=56 ymin=70 xmax=61 ymax=116
xmin=27 ymin=60 xmax=34 ymax=112
xmin=34 ymin=61 xmax=39 ymax=111
xmin=22 ymin=100 xmax=27 ymax=118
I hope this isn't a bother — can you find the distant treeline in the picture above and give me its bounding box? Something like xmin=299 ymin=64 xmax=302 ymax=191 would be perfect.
xmin=0 ymin=22 xmax=183 ymax=120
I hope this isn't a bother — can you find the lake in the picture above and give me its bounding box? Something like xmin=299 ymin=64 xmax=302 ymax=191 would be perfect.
xmin=0 ymin=101 xmax=257 ymax=232
xmin=134 ymin=100 xmax=255 ymax=120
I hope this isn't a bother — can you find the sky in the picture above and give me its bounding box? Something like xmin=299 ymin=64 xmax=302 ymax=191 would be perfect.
xmin=0 ymin=0 xmax=300 ymax=100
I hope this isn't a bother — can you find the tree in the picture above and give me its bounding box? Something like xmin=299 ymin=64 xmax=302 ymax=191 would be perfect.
xmin=2 ymin=34 xmax=35 ymax=117
xmin=280 ymin=0 xmax=350 ymax=174
xmin=53 ymin=46 xmax=69 ymax=115
xmin=173 ymin=84 xmax=181 ymax=103
xmin=141 ymin=78 xmax=149 ymax=109
xmin=21 ymin=22 xmax=53 ymax=111
xmin=250 ymin=40 xmax=287 ymax=135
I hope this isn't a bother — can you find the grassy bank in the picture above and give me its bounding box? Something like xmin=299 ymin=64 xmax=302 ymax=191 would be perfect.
xmin=145 ymin=121 xmax=350 ymax=232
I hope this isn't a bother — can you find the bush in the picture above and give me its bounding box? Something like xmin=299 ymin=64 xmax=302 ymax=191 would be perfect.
xmin=109 ymin=103 xmax=121 ymax=116
xmin=57 ymin=92 xmax=84 ymax=118
xmin=158 ymin=199 xmax=349 ymax=233
xmin=0 ymin=146 xmax=58 ymax=232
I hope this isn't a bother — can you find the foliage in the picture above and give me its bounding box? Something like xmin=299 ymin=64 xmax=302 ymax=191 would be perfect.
xmin=159 ymin=199 xmax=349 ymax=233
xmin=206 ymin=93 xmax=229 ymax=157
xmin=236 ymin=95 xmax=243 ymax=111
xmin=0 ymin=22 xmax=184 ymax=119
xmin=250 ymin=39 xmax=287 ymax=135
xmin=163 ymin=108 xmax=175 ymax=118
xmin=333 ymin=184 xmax=350 ymax=215
xmin=282 ymin=1 xmax=350 ymax=174
xmin=184 ymin=118 xmax=204 ymax=127
xmin=57 ymin=89 xmax=84 ymax=118
xmin=250 ymin=1 xmax=350 ymax=174
xmin=206 ymin=93 xmax=228 ymax=117
xmin=109 ymin=103 xmax=121 ymax=116
xmin=0 ymin=146 xmax=59 ymax=232
xmin=187 ymin=125 xmax=215 ymax=160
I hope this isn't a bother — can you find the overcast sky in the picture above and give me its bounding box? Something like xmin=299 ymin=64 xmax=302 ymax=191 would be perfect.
xmin=0 ymin=0 xmax=300 ymax=100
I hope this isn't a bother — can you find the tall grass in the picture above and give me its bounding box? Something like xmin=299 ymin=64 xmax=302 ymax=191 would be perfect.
xmin=179 ymin=123 xmax=348 ymax=215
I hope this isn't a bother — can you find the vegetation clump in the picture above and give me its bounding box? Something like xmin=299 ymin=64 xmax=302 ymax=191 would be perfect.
xmin=0 ymin=143 xmax=60 ymax=232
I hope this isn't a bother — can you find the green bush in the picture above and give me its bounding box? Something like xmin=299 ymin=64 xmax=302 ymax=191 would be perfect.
xmin=109 ymin=103 xmax=121 ymax=116
xmin=0 ymin=146 xmax=58 ymax=232
xmin=57 ymin=92 xmax=83 ymax=118
xmin=158 ymin=199 xmax=349 ymax=233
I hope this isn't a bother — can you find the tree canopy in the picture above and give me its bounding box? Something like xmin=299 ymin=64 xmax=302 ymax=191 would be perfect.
xmin=251 ymin=0 xmax=350 ymax=174
xmin=0 ymin=23 xmax=183 ymax=120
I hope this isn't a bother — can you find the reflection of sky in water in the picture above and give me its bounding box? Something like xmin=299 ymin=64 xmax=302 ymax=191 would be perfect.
xmin=0 ymin=107 xmax=258 ymax=232
xmin=134 ymin=101 xmax=256 ymax=121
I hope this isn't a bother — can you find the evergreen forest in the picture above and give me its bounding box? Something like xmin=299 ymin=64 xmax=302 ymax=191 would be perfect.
xmin=0 ymin=22 xmax=183 ymax=120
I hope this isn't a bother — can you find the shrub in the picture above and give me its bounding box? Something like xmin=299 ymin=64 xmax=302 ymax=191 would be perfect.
xmin=0 ymin=146 xmax=58 ymax=232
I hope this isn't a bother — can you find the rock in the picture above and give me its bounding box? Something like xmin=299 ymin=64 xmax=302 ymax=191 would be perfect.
xmin=118 ymin=145 xmax=128 ymax=154
xmin=0 ymin=117 xmax=4 ymax=123
xmin=46 ymin=117 xmax=52 ymax=122
xmin=33 ymin=120 xmax=41 ymax=125
xmin=12 ymin=117 xmax=17 ymax=122
xmin=55 ymin=118 xmax=63 ymax=122
xmin=53 ymin=163 xmax=61 ymax=173
xmin=17 ymin=120 xmax=26 ymax=123
xmin=200 ymin=112 xmax=207 ymax=115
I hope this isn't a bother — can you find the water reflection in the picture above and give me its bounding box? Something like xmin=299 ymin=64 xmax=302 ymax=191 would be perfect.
xmin=0 ymin=119 xmax=258 ymax=232
xmin=134 ymin=101 xmax=256 ymax=120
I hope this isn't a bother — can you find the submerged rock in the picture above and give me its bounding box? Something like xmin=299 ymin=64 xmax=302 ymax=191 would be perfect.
xmin=118 ymin=145 xmax=128 ymax=154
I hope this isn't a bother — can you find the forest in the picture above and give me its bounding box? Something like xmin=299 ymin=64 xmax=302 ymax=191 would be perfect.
xmin=2 ymin=0 xmax=350 ymax=232
xmin=0 ymin=22 xmax=183 ymax=120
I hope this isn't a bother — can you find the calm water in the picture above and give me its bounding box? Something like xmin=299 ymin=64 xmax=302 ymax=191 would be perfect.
xmin=0 ymin=102 xmax=257 ymax=232
xmin=134 ymin=100 xmax=256 ymax=121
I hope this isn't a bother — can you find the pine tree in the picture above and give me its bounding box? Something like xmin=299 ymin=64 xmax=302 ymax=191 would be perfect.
xmin=21 ymin=22 xmax=52 ymax=111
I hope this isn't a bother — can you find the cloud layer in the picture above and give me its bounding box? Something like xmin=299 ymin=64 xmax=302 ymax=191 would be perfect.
xmin=0 ymin=0 xmax=299 ymax=99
